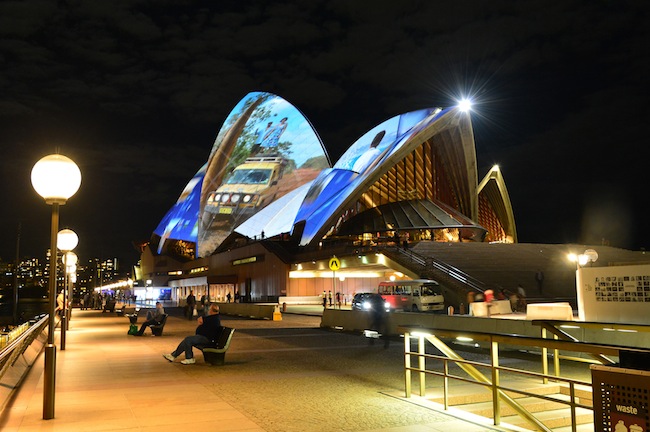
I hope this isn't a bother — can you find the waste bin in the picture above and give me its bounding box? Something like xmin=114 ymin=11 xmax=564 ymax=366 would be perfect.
xmin=591 ymin=362 xmax=650 ymax=432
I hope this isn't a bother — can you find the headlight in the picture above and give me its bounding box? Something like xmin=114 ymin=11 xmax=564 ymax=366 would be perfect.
xmin=220 ymin=194 xmax=229 ymax=203
xmin=231 ymin=194 xmax=241 ymax=203
xmin=213 ymin=193 xmax=221 ymax=202
xmin=384 ymin=301 xmax=390 ymax=310
xmin=243 ymin=194 xmax=252 ymax=203
xmin=363 ymin=301 xmax=371 ymax=310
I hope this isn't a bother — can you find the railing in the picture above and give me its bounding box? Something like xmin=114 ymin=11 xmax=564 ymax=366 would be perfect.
xmin=399 ymin=325 xmax=650 ymax=432
xmin=0 ymin=315 xmax=48 ymax=382
xmin=385 ymin=246 xmax=488 ymax=293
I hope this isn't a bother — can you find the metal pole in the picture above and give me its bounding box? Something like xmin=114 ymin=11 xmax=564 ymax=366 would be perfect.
xmin=13 ymin=223 xmax=21 ymax=324
xmin=61 ymin=270 xmax=67 ymax=350
xmin=44 ymin=203 xmax=58 ymax=419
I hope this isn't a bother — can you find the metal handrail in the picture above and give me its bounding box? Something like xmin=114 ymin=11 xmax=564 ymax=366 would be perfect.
xmin=400 ymin=325 xmax=650 ymax=432
xmin=0 ymin=315 xmax=49 ymax=381
xmin=386 ymin=247 xmax=488 ymax=293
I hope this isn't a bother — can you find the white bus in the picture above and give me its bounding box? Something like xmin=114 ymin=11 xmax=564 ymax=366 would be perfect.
xmin=377 ymin=279 xmax=445 ymax=312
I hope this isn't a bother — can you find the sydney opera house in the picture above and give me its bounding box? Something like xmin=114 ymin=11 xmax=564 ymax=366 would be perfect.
xmin=138 ymin=91 xmax=518 ymax=304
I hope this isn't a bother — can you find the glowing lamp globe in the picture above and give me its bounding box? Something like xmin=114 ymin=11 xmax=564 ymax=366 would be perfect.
xmin=31 ymin=154 xmax=82 ymax=204
xmin=63 ymin=251 xmax=78 ymax=268
xmin=57 ymin=229 xmax=79 ymax=252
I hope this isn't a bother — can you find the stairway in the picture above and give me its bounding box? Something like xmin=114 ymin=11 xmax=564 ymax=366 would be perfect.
xmin=424 ymin=378 xmax=594 ymax=431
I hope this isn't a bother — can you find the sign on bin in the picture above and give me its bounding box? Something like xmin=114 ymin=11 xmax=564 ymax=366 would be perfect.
xmin=611 ymin=404 xmax=646 ymax=432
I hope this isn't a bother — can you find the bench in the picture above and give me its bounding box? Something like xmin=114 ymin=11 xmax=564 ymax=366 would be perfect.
xmin=102 ymin=300 xmax=116 ymax=313
xmin=116 ymin=306 xmax=136 ymax=317
xmin=150 ymin=314 xmax=168 ymax=336
xmin=199 ymin=327 xmax=235 ymax=366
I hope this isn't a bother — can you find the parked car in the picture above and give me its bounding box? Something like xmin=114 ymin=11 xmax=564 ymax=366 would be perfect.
xmin=351 ymin=293 xmax=390 ymax=312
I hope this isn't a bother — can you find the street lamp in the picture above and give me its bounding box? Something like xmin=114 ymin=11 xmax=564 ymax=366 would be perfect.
xmin=58 ymin=230 xmax=78 ymax=350
xmin=60 ymin=249 xmax=78 ymax=349
xmin=568 ymin=249 xmax=598 ymax=322
xmin=567 ymin=249 xmax=599 ymax=270
xmin=31 ymin=154 xmax=81 ymax=420
xmin=65 ymin=259 xmax=77 ymax=329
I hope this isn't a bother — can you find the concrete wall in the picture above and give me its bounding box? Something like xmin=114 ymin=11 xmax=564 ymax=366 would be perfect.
xmin=218 ymin=302 xmax=278 ymax=320
xmin=321 ymin=309 xmax=649 ymax=350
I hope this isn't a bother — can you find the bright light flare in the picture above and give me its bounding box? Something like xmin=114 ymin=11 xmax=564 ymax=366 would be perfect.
xmin=457 ymin=98 xmax=473 ymax=112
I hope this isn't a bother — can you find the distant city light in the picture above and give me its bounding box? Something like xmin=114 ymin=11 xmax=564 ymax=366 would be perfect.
xmin=458 ymin=98 xmax=473 ymax=112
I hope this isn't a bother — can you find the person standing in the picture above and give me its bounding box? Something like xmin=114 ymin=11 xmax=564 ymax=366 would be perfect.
xmin=368 ymin=295 xmax=390 ymax=348
xmin=535 ymin=270 xmax=544 ymax=294
xmin=186 ymin=290 xmax=196 ymax=320
xmin=199 ymin=293 xmax=207 ymax=315
xmin=516 ymin=285 xmax=527 ymax=312
xmin=163 ymin=304 xmax=222 ymax=365
xmin=55 ymin=291 xmax=64 ymax=317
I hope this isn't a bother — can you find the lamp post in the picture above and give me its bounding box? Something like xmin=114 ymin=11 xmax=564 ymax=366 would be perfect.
xmin=60 ymin=250 xmax=78 ymax=350
xmin=568 ymin=249 xmax=599 ymax=322
xmin=65 ymin=259 xmax=77 ymax=331
xmin=57 ymin=230 xmax=78 ymax=350
xmin=31 ymin=154 xmax=81 ymax=420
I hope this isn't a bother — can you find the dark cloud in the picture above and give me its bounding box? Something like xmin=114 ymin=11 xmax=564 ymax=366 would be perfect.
xmin=1 ymin=0 xmax=649 ymax=267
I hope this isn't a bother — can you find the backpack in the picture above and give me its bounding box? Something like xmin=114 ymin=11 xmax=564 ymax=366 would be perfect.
xmin=127 ymin=324 xmax=138 ymax=335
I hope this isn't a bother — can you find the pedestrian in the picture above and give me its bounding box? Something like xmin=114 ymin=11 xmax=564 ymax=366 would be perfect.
xmin=328 ymin=290 xmax=333 ymax=307
xmin=368 ymin=295 xmax=390 ymax=348
xmin=535 ymin=270 xmax=544 ymax=294
xmin=335 ymin=291 xmax=341 ymax=308
xmin=516 ymin=285 xmax=527 ymax=312
xmin=186 ymin=290 xmax=196 ymax=320
xmin=234 ymin=290 xmax=240 ymax=303
xmin=226 ymin=292 xmax=232 ymax=303
xmin=55 ymin=291 xmax=64 ymax=317
xmin=163 ymin=303 xmax=222 ymax=365
xmin=133 ymin=302 xmax=165 ymax=336
xmin=509 ymin=291 xmax=519 ymax=312
xmin=322 ymin=290 xmax=327 ymax=308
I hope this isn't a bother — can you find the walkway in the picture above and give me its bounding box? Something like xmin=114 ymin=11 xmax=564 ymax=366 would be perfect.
xmin=0 ymin=309 xmax=519 ymax=431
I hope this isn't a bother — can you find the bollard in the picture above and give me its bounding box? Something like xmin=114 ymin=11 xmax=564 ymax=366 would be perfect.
xmin=282 ymin=302 xmax=287 ymax=313
xmin=459 ymin=303 xmax=465 ymax=315
xmin=447 ymin=305 xmax=454 ymax=315
xmin=273 ymin=305 xmax=282 ymax=321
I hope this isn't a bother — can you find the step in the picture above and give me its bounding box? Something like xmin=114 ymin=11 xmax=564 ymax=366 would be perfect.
xmin=558 ymin=383 xmax=593 ymax=406
xmin=426 ymin=379 xmax=564 ymax=406
xmin=552 ymin=423 xmax=596 ymax=432
xmin=501 ymin=407 xmax=593 ymax=430
xmin=457 ymin=394 xmax=573 ymax=418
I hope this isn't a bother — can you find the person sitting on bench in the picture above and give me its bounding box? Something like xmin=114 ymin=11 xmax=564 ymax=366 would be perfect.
xmin=163 ymin=303 xmax=222 ymax=365
xmin=133 ymin=302 xmax=165 ymax=336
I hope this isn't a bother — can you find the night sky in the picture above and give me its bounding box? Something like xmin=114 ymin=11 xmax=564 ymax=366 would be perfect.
xmin=1 ymin=1 xmax=648 ymax=270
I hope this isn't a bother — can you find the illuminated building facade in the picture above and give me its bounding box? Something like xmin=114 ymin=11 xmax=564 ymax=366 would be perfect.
xmin=139 ymin=92 xmax=516 ymax=303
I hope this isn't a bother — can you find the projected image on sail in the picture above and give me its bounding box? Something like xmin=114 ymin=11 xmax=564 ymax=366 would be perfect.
xmin=198 ymin=92 xmax=330 ymax=257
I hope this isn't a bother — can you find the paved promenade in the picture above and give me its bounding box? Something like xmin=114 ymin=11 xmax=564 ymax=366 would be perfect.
xmin=0 ymin=309 xmax=511 ymax=431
